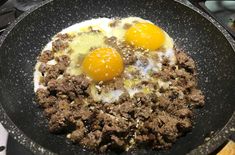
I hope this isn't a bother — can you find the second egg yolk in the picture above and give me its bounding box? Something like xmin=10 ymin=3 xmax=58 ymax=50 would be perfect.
xmin=82 ymin=47 xmax=124 ymax=81
xmin=125 ymin=22 xmax=165 ymax=50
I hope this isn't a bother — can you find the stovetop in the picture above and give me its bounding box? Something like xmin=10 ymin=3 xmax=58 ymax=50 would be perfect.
xmin=0 ymin=0 xmax=235 ymax=37
xmin=0 ymin=0 xmax=234 ymax=155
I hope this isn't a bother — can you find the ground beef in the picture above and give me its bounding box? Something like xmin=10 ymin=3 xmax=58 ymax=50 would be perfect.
xmin=175 ymin=50 xmax=196 ymax=73
xmin=55 ymin=55 xmax=70 ymax=67
xmin=104 ymin=37 xmax=138 ymax=65
xmin=109 ymin=20 xmax=120 ymax=27
xmin=43 ymin=65 xmax=61 ymax=84
xmin=56 ymin=33 xmax=69 ymax=40
xmin=69 ymin=121 xmax=86 ymax=141
xmin=52 ymin=38 xmax=69 ymax=52
xmin=38 ymin=63 xmax=48 ymax=74
xmin=35 ymin=46 xmax=205 ymax=153
xmin=187 ymin=89 xmax=205 ymax=107
xmin=100 ymin=77 xmax=125 ymax=93
xmin=38 ymin=50 xmax=54 ymax=63
xmin=47 ymin=74 xmax=90 ymax=98
xmin=40 ymin=55 xmax=71 ymax=85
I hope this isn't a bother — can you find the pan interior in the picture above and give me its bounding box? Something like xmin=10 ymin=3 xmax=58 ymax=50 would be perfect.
xmin=0 ymin=0 xmax=235 ymax=154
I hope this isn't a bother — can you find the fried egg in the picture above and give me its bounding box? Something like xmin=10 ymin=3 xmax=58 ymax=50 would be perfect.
xmin=34 ymin=17 xmax=176 ymax=103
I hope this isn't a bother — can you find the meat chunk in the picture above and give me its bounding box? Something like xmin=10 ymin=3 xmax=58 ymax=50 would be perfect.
xmin=38 ymin=50 xmax=54 ymax=62
xmin=38 ymin=63 xmax=48 ymax=74
xmin=176 ymin=51 xmax=196 ymax=73
xmin=70 ymin=125 xmax=85 ymax=142
xmin=56 ymin=33 xmax=69 ymax=40
xmin=52 ymin=39 xmax=69 ymax=52
xmin=188 ymin=89 xmax=205 ymax=107
xmin=36 ymin=88 xmax=49 ymax=100
xmin=44 ymin=65 xmax=61 ymax=83
xmin=104 ymin=37 xmax=137 ymax=65
xmin=55 ymin=55 xmax=70 ymax=67
xmin=111 ymin=135 xmax=125 ymax=146
xmin=80 ymin=130 xmax=102 ymax=148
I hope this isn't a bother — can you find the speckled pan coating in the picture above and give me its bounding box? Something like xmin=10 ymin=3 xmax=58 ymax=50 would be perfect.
xmin=0 ymin=0 xmax=234 ymax=155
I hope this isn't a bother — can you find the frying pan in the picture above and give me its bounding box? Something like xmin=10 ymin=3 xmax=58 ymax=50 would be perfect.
xmin=0 ymin=0 xmax=235 ymax=154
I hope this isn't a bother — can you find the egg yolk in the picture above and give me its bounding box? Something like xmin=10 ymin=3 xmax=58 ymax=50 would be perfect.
xmin=125 ymin=22 xmax=165 ymax=50
xmin=82 ymin=47 xmax=124 ymax=81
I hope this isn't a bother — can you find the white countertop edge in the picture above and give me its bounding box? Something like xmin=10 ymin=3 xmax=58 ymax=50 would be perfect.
xmin=0 ymin=123 xmax=8 ymax=155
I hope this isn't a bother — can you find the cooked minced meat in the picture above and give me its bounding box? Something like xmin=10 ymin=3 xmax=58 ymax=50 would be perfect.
xmin=35 ymin=37 xmax=204 ymax=153
xmin=38 ymin=50 xmax=54 ymax=63
xmin=104 ymin=36 xmax=138 ymax=65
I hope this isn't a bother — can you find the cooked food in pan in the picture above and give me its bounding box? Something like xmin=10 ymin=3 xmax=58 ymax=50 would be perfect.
xmin=34 ymin=17 xmax=205 ymax=152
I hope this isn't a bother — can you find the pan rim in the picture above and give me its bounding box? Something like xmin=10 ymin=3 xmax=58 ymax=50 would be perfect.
xmin=0 ymin=0 xmax=234 ymax=154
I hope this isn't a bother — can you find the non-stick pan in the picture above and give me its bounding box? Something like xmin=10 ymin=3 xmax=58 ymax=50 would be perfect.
xmin=0 ymin=0 xmax=235 ymax=154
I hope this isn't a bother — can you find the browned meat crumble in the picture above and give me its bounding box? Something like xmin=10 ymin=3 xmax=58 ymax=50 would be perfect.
xmin=35 ymin=35 xmax=205 ymax=153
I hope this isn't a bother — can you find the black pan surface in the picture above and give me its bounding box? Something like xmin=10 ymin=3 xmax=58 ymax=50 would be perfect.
xmin=0 ymin=0 xmax=235 ymax=154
